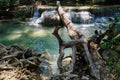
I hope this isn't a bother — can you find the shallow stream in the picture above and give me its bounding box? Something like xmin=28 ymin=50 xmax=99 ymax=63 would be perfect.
xmin=0 ymin=9 xmax=118 ymax=75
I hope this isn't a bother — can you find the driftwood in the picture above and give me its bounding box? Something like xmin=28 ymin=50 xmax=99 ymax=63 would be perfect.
xmin=55 ymin=1 xmax=98 ymax=79
xmin=53 ymin=1 xmax=119 ymax=79
xmin=0 ymin=44 xmax=52 ymax=80
xmin=52 ymin=27 xmax=84 ymax=72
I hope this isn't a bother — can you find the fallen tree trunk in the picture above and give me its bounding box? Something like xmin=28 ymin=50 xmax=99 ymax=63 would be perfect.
xmin=55 ymin=1 xmax=99 ymax=79
xmin=53 ymin=1 xmax=119 ymax=79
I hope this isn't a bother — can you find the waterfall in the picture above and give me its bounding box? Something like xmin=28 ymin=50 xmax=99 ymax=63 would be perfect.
xmin=33 ymin=7 xmax=40 ymax=19
xmin=27 ymin=8 xmax=116 ymax=27
xmin=71 ymin=11 xmax=94 ymax=24
xmin=27 ymin=7 xmax=41 ymax=27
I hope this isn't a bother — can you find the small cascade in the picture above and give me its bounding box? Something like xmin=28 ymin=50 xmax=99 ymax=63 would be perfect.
xmin=27 ymin=8 xmax=117 ymax=27
xmin=71 ymin=11 xmax=94 ymax=24
xmin=27 ymin=7 xmax=41 ymax=27
xmin=33 ymin=7 xmax=40 ymax=19
xmin=95 ymin=17 xmax=114 ymax=23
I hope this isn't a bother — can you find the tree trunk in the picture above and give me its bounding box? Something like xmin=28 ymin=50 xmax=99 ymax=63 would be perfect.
xmin=55 ymin=1 xmax=100 ymax=79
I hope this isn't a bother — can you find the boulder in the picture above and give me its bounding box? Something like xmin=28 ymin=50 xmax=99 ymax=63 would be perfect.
xmin=38 ymin=10 xmax=60 ymax=26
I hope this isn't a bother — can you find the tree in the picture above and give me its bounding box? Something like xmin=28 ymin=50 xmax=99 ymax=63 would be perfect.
xmin=54 ymin=1 xmax=120 ymax=79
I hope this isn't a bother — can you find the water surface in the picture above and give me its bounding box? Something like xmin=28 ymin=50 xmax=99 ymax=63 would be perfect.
xmin=0 ymin=18 xmax=110 ymax=54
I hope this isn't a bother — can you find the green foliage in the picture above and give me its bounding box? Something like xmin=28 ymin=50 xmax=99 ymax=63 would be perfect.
xmin=115 ymin=64 xmax=120 ymax=75
xmin=105 ymin=0 xmax=120 ymax=5
xmin=100 ymin=15 xmax=120 ymax=76
xmin=101 ymin=15 xmax=120 ymax=50
xmin=101 ymin=33 xmax=120 ymax=51
xmin=107 ymin=51 xmax=120 ymax=76
xmin=0 ymin=0 xmax=119 ymax=9
xmin=14 ymin=7 xmax=32 ymax=19
xmin=0 ymin=0 xmax=32 ymax=9
xmin=0 ymin=0 xmax=20 ymax=9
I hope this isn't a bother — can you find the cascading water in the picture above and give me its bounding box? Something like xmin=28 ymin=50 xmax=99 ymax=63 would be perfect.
xmin=71 ymin=11 xmax=94 ymax=24
xmin=28 ymin=10 xmax=60 ymax=26
xmin=33 ymin=7 xmax=40 ymax=19
xmin=65 ymin=10 xmax=116 ymax=36
xmin=28 ymin=7 xmax=41 ymax=27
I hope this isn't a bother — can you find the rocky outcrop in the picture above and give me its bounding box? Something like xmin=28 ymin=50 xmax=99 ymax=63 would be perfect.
xmin=35 ymin=10 xmax=61 ymax=26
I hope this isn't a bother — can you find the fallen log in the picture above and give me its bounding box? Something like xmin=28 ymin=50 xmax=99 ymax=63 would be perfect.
xmin=55 ymin=1 xmax=99 ymax=79
xmin=53 ymin=27 xmax=85 ymax=73
xmin=54 ymin=1 xmax=119 ymax=80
